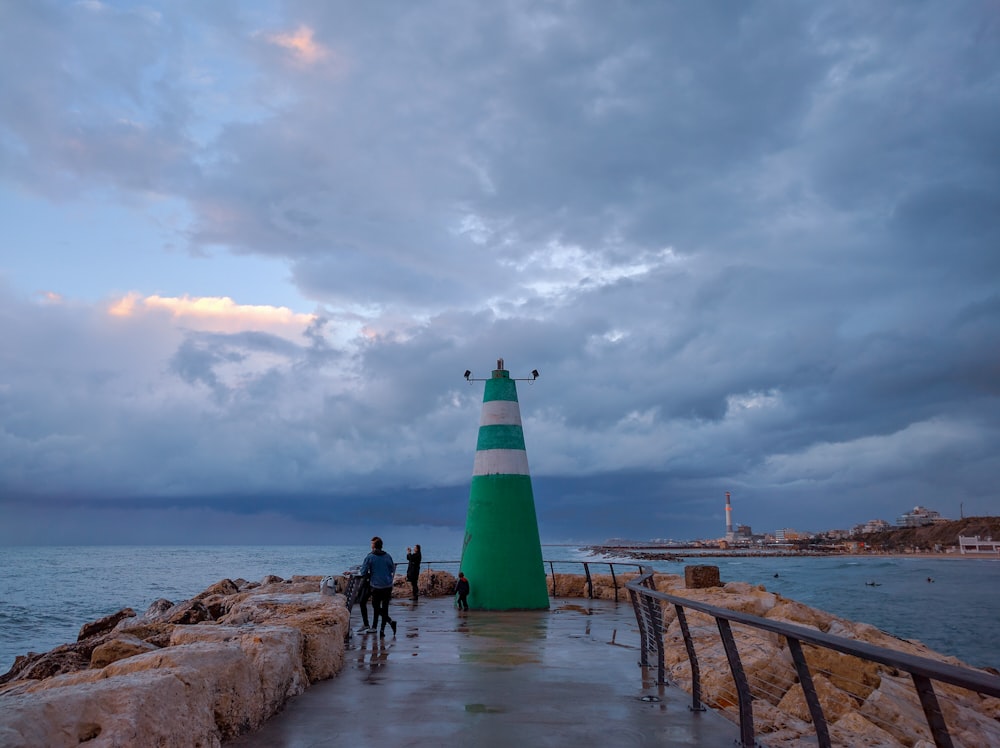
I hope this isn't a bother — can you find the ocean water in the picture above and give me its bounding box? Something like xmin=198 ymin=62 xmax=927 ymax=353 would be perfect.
xmin=2 ymin=545 xmax=998 ymax=674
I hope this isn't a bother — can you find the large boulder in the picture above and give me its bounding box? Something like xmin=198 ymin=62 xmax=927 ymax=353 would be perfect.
xmin=78 ymin=608 xmax=135 ymax=640
xmin=216 ymin=592 xmax=348 ymax=681
xmin=90 ymin=635 xmax=160 ymax=669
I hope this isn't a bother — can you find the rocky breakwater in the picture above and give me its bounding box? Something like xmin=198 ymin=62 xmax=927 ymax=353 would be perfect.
xmin=0 ymin=575 xmax=350 ymax=748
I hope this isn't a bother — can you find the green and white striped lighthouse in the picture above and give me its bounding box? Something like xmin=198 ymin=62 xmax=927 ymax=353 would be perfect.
xmin=460 ymin=358 xmax=549 ymax=610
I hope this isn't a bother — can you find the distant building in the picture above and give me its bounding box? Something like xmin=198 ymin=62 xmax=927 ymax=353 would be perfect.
xmin=776 ymin=528 xmax=804 ymax=542
xmin=853 ymin=519 xmax=891 ymax=535
xmin=959 ymin=536 xmax=1000 ymax=555
xmin=724 ymin=523 xmax=753 ymax=545
xmin=896 ymin=506 xmax=945 ymax=528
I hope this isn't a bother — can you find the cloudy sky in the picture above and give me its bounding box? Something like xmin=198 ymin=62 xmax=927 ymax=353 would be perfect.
xmin=1 ymin=1 xmax=998 ymax=547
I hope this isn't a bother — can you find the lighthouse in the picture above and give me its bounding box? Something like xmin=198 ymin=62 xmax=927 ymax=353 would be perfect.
xmin=460 ymin=358 xmax=549 ymax=610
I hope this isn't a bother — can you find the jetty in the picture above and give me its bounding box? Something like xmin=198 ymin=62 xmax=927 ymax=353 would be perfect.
xmin=226 ymin=594 xmax=737 ymax=747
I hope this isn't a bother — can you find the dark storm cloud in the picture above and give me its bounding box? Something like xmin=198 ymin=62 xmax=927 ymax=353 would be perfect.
xmin=1 ymin=2 xmax=998 ymax=543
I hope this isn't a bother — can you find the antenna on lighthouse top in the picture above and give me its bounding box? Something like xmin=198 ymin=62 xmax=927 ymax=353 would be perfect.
xmin=463 ymin=358 xmax=540 ymax=383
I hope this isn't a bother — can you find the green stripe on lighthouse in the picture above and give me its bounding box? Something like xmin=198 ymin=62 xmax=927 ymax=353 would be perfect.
xmin=460 ymin=359 xmax=549 ymax=610
xmin=476 ymin=424 xmax=525 ymax=451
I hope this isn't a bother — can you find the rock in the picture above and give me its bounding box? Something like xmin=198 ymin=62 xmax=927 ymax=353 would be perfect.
xmin=0 ymin=648 xmax=90 ymax=685
xmin=829 ymin=710 xmax=900 ymax=746
xmin=90 ymin=635 xmax=160 ymax=668
xmin=111 ymin=620 xmax=175 ymax=647
xmin=142 ymin=598 xmax=175 ymax=618
xmin=859 ymin=671 xmax=937 ymax=746
xmin=766 ymin=598 xmax=837 ymax=632
xmin=1 ymin=633 xmax=121 ymax=685
xmin=217 ymin=592 xmax=348 ymax=682
xmin=684 ymin=564 xmax=721 ymax=588
xmin=422 ymin=570 xmax=457 ymax=597
xmin=194 ymin=579 xmax=240 ymax=599
xmin=200 ymin=594 xmax=231 ymax=620
xmin=776 ymin=672 xmax=858 ymax=724
xmin=165 ymin=599 xmax=213 ymax=624
xmin=406 ymin=570 xmax=458 ymax=598
xmin=118 ymin=598 xmax=212 ymax=627
xmin=289 ymin=575 xmax=322 ymax=584
xmin=1 ymin=652 xmax=227 ymax=747
xmin=77 ymin=608 xmax=135 ymax=640
xmin=169 ymin=625 xmax=310 ymax=715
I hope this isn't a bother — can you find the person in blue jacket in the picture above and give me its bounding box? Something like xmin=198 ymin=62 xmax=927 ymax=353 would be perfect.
xmin=360 ymin=536 xmax=398 ymax=637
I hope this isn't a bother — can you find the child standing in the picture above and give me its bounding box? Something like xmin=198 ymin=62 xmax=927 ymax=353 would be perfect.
xmin=455 ymin=571 xmax=470 ymax=610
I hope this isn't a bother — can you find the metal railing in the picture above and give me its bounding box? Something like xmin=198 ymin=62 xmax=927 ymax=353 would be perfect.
xmin=339 ymin=559 xmax=643 ymax=610
xmin=626 ymin=567 xmax=1000 ymax=748
xmin=405 ymin=559 xmax=644 ymax=602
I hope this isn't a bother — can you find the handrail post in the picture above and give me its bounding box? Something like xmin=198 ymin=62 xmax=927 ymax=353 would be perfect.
xmin=675 ymin=605 xmax=705 ymax=712
xmin=548 ymin=561 xmax=557 ymax=597
xmin=786 ymin=637 xmax=830 ymax=747
xmin=609 ymin=564 xmax=619 ymax=603
xmin=629 ymin=587 xmax=649 ymax=667
xmin=717 ymin=619 xmax=755 ymax=748
xmin=583 ymin=562 xmax=593 ymax=599
xmin=643 ymin=594 xmax=666 ymax=684
xmin=912 ymin=674 xmax=954 ymax=748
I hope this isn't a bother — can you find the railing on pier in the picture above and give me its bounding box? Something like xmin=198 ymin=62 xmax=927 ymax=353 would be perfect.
xmin=340 ymin=559 xmax=643 ymax=611
xmin=626 ymin=567 xmax=1000 ymax=748
xmin=414 ymin=559 xmax=644 ymax=603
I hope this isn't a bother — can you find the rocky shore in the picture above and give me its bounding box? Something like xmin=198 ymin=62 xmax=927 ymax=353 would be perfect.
xmin=0 ymin=575 xmax=348 ymax=747
xmin=2 ymin=568 xmax=998 ymax=747
xmin=553 ymin=570 xmax=1000 ymax=747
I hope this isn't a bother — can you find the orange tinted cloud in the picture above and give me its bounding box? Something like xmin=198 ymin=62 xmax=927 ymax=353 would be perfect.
xmin=267 ymin=25 xmax=328 ymax=66
xmin=108 ymin=293 xmax=314 ymax=335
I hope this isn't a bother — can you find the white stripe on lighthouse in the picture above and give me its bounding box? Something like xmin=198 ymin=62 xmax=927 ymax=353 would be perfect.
xmin=473 ymin=449 xmax=530 ymax=476
xmin=480 ymin=400 xmax=522 ymax=426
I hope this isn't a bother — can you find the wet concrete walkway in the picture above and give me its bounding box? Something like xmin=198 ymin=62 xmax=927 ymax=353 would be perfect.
xmin=226 ymin=595 xmax=738 ymax=747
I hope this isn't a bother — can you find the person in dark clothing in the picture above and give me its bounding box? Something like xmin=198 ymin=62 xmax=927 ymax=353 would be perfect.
xmin=455 ymin=571 xmax=470 ymax=611
xmin=406 ymin=544 xmax=422 ymax=600
xmin=360 ymin=536 xmax=398 ymax=637
xmin=356 ymin=572 xmax=374 ymax=633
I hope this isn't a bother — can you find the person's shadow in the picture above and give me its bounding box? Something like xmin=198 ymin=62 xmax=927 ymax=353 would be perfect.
xmin=369 ymin=638 xmax=389 ymax=669
xmin=355 ymin=634 xmax=390 ymax=674
xmin=355 ymin=635 xmax=389 ymax=683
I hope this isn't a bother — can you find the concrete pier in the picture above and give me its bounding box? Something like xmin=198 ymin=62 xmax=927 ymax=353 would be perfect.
xmin=226 ymin=595 xmax=738 ymax=747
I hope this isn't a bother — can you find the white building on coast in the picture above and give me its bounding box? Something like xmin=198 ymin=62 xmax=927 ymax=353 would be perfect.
xmin=895 ymin=505 xmax=947 ymax=528
xmin=959 ymin=535 xmax=1000 ymax=555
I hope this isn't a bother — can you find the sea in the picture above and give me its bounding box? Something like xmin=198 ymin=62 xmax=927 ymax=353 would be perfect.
xmin=2 ymin=545 xmax=998 ymax=674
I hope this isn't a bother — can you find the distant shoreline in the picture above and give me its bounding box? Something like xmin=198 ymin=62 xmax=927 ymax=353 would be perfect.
xmin=583 ymin=546 xmax=1000 ymax=562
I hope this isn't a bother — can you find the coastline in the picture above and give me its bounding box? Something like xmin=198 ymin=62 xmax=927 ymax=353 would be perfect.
xmin=584 ymin=546 xmax=999 ymax=561
xmin=3 ymin=545 xmax=998 ymax=677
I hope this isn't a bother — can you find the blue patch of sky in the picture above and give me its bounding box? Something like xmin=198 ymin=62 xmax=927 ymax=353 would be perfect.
xmin=0 ymin=186 xmax=307 ymax=311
